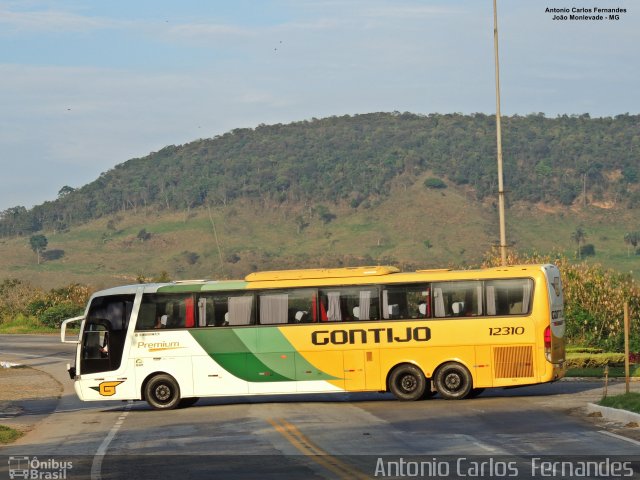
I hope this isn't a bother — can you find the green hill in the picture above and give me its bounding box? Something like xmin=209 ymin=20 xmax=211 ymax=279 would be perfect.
xmin=0 ymin=112 xmax=639 ymax=289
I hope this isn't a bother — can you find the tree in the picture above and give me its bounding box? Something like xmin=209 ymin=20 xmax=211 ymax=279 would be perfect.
xmin=57 ymin=186 xmax=75 ymax=198
xmin=29 ymin=234 xmax=48 ymax=264
xmin=137 ymin=229 xmax=151 ymax=242
xmin=314 ymin=205 xmax=336 ymax=224
xmin=624 ymin=231 xmax=640 ymax=257
xmin=571 ymin=227 xmax=587 ymax=259
xmin=294 ymin=215 xmax=309 ymax=234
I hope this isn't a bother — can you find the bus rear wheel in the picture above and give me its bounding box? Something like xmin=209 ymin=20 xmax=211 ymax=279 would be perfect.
xmin=389 ymin=364 xmax=426 ymax=401
xmin=434 ymin=362 xmax=472 ymax=400
xmin=145 ymin=374 xmax=181 ymax=410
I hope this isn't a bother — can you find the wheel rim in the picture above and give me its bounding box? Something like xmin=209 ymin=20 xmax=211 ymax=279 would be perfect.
xmin=444 ymin=372 xmax=462 ymax=391
xmin=155 ymin=384 xmax=171 ymax=402
xmin=400 ymin=374 xmax=417 ymax=393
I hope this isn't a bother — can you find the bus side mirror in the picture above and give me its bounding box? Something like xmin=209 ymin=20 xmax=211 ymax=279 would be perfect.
xmin=60 ymin=316 xmax=84 ymax=344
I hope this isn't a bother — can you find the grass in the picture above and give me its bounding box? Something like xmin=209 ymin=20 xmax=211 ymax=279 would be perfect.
xmin=0 ymin=316 xmax=58 ymax=334
xmin=599 ymin=392 xmax=640 ymax=415
xmin=566 ymin=365 xmax=640 ymax=378
xmin=0 ymin=425 xmax=23 ymax=444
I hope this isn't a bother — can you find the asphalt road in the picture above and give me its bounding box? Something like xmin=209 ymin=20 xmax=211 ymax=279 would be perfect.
xmin=1 ymin=335 xmax=639 ymax=479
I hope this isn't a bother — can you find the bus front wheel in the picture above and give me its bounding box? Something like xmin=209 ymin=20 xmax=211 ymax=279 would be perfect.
xmin=434 ymin=362 xmax=472 ymax=400
xmin=388 ymin=364 xmax=426 ymax=401
xmin=145 ymin=374 xmax=181 ymax=410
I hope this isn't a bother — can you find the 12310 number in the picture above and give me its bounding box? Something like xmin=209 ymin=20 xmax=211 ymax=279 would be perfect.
xmin=489 ymin=326 xmax=524 ymax=336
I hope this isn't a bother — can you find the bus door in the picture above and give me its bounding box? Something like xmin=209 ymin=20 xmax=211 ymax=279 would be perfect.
xmin=77 ymin=294 xmax=137 ymax=400
xmin=80 ymin=320 xmax=112 ymax=375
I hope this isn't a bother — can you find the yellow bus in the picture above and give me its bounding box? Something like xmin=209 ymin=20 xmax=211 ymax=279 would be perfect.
xmin=61 ymin=264 xmax=566 ymax=409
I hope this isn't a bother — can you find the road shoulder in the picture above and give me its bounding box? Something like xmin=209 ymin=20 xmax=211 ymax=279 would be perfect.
xmin=0 ymin=365 xmax=62 ymax=437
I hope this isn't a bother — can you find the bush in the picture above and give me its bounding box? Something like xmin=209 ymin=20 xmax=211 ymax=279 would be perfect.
xmin=566 ymin=346 xmax=604 ymax=354
xmin=565 ymin=352 xmax=626 ymax=369
xmin=579 ymin=244 xmax=596 ymax=257
xmin=42 ymin=249 xmax=65 ymax=261
xmin=0 ymin=279 xmax=44 ymax=321
xmin=39 ymin=303 xmax=84 ymax=329
xmin=423 ymin=177 xmax=447 ymax=189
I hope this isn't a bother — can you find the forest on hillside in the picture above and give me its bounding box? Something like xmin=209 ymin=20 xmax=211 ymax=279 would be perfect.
xmin=1 ymin=112 xmax=639 ymax=237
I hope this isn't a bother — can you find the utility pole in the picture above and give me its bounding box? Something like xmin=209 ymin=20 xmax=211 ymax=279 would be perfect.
xmin=493 ymin=0 xmax=508 ymax=266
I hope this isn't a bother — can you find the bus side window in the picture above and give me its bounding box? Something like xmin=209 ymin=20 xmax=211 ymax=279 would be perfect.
xmin=432 ymin=281 xmax=482 ymax=318
xmin=319 ymin=288 xmax=379 ymax=322
xmin=197 ymin=294 xmax=254 ymax=327
xmin=136 ymin=302 xmax=157 ymax=330
xmin=485 ymin=279 xmax=533 ymax=316
xmin=382 ymin=285 xmax=430 ymax=320
xmin=138 ymin=294 xmax=195 ymax=329
xmin=258 ymin=289 xmax=315 ymax=325
xmin=227 ymin=295 xmax=254 ymax=325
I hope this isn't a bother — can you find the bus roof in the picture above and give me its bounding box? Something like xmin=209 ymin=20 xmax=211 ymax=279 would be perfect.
xmin=90 ymin=264 xmax=552 ymax=297
xmin=244 ymin=265 xmax=400 ymax=282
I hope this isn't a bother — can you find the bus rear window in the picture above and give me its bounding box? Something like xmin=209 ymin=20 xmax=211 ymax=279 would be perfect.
xmin=485 ymin=279 xmax=533 ymax=316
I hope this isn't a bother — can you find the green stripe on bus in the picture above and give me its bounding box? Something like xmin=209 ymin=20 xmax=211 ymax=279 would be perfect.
xmin=201 ymin=281 xmax=248 ymax=291
xmin=189 ymin=328 xmax=337 ymax=382
xmin=157 ymin=284 xmax=206 ymax=293
xmin=156 ymin=281 xmax=249 ymax=293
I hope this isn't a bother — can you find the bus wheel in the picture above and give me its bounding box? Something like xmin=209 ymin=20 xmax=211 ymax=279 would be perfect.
xmin=389 ymin=364 xmax=426 ymax=401
xmin=434 ymin=362 xmax=472 ymax=400
xmin=145 ymin=374 xmax=181 ymax=410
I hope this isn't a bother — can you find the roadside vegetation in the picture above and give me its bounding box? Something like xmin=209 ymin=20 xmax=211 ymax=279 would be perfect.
xmin=599 ymin=393 xmax=640 ymax=415
xmin=0 ymin=425 xmax=22 ymax=444
xmin=0 ymin=280 xmax=89 ymax=333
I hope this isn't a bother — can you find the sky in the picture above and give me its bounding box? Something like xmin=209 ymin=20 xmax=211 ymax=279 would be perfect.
xmin=0 ymin=0 xmax=637 ymax=211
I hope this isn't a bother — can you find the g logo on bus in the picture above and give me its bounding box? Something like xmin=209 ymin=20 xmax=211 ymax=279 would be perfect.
xmin=91 ymin=381 xmax=124 ymax=396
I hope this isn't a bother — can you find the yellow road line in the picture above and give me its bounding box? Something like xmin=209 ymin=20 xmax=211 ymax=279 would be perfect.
xmin=267 ymin=417 xmax=369 ymax=480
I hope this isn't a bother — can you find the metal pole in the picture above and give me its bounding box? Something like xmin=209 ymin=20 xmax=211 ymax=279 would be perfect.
xmin=624 ymin=302 xmax=630 ymax=394
xmin=493 ymin=0 xmax=508 ymax=266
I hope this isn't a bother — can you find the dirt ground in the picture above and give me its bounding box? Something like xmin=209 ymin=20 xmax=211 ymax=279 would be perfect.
xmin=0 ymin=366 xmax=62 ymax=429
xmin=0 ymin=366 xmax=61 ymax=402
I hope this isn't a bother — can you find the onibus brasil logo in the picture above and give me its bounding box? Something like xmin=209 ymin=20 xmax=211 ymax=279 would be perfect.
xmin=8 ymin=456 xmax=72 ymax=479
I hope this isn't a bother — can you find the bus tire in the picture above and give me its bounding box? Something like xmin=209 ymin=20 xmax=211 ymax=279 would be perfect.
xmin=388 ymin=364 xmax=426 ymax=401
xmin=434 ymin=362 xmax=472 ymax=400
xmin=145 ymin=374 xmax=181 ymax=410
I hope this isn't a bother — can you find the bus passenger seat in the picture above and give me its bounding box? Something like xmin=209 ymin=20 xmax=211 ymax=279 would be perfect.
xmin=509 ymin=302 xmax=523 ymax=314
xmin=452 ymin=302 xmax=465 ymax=315
xmin=388 ymin=304 xmax=399 ymax=319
